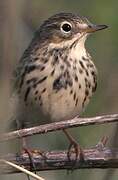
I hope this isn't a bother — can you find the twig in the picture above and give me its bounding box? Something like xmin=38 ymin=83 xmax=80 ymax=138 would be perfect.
xmin=1 ymin=147 xmax=118 ymax=174
xmin=1 ymin=114 xmax=118 ymax=142
xmin=0 ymin=159 xmax=45 ymax=180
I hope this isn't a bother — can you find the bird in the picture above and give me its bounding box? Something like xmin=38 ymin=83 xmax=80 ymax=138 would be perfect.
xmin=12 ymin=12 xmax=108 ymax=160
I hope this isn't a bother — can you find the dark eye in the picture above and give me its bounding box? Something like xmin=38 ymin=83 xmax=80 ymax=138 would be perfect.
xmin=61 ymin=21 xmax=72 ymax=33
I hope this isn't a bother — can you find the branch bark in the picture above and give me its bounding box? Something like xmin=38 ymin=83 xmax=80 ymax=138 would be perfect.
xmin=1 ymin=147 xmax=118 ymax=174
xmin=1 ymin=114 xmax=118 ymax=142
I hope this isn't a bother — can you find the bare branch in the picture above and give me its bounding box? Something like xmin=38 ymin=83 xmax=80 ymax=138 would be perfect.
xmin=1 ymin=147 xmax=118 ymax=174
xmin=0 ymin=159 xmax=45 ymax=180
xmin=1 ymin=114 xmax=118 ymax=142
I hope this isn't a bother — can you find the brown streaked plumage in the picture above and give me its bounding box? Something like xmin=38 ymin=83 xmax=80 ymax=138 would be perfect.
xmin=12 ymin=12 xmax=108 ymax=158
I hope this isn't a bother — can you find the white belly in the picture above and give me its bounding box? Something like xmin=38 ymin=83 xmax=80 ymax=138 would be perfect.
xmin=15 ymin=40 xmax=97 ymax=127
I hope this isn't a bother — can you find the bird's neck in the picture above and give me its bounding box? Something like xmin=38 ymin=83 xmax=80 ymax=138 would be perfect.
xmin=49 ymin=34 xmax=88 ymax=58
xmin=70 ymin=35 xmax=88 ymax=61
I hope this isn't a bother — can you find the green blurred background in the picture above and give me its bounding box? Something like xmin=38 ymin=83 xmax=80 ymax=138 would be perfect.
xmin=0 ymin=0 xmax=118 ymax=180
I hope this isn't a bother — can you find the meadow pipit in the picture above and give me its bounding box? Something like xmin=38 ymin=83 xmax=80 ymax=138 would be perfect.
xmin=13 ymin=12 xmax=108 ymax=159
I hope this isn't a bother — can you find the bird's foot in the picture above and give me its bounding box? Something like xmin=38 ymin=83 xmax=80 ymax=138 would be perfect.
xmin=95 ymin=136 xmax=108 ymax=151
xmin=22 ymin=148 xmax=46 ymax=173
xmin=23 ymin=148 xmax=37 ymax=173
xmin=63 ymin=129 xmax=84 ymax=170
xmin=67 ymin=139 xmax=84 ymax=162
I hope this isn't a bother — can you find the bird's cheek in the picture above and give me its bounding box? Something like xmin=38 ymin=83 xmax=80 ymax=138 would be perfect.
xmin=51 ymin=34 xmax=64 ymax=44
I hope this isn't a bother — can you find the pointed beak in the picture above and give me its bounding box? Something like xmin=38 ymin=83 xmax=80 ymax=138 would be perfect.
xmin=86 ymin=24 xmax=108 ymax=33
xmin=78 ymin=21 xmax=108 ymax=33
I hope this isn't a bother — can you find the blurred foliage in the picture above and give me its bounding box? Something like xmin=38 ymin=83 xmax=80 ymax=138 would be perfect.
xmin=0 ymin=0 xmax=118 ymax=180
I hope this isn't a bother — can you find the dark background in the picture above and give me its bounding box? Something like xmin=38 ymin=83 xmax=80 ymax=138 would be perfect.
xmin=0 ymin=0 xmax=118 ymax=180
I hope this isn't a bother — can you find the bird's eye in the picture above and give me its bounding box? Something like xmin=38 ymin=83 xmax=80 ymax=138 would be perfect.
xmin=61 ymin=21 xmax=72 ymax=33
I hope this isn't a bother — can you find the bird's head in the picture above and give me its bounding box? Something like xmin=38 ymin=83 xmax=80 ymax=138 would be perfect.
xmin=37 ymin=12 xmax=108 ymax=47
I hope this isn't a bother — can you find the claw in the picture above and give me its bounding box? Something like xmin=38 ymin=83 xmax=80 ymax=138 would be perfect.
xmin=96 ymin=136 xmax=108 ymax=151
xmin=23 ymin=148 xmax=37 ymax=173
xmin=23 ymin=148 xmax=46 ymax=171
xmin=67 ymin=140 xmax=84 ymax=162
xmin=63 ymin=129 xmax=84 ymax=164
xmin=21 ymin=137 xmax=46 ymax=172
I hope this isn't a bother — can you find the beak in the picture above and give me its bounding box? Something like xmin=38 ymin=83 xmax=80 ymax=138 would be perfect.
xmin=86 ymin=24 xmax=108 ymax=33
xmin=78 ymin=21 xmax=108 ymax=33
